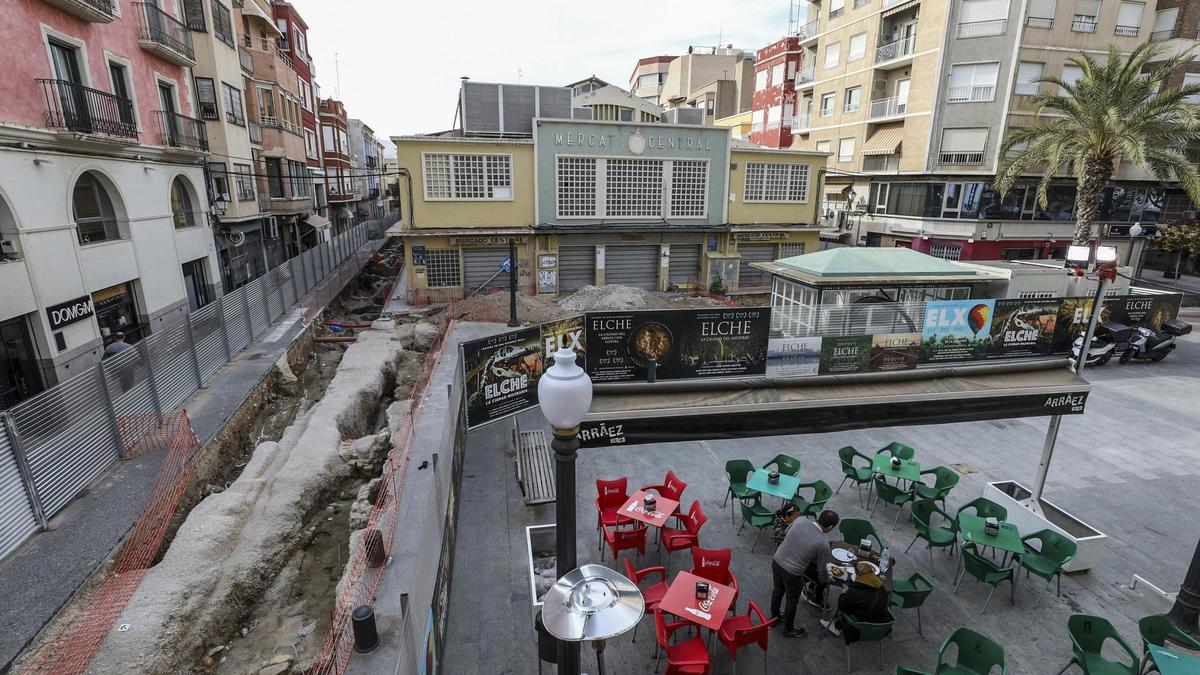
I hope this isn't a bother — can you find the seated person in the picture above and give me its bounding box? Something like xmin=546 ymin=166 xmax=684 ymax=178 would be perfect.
xmin=820 ymin=562 xmax=890 ymax=643
xmin=772 ymin=503 xmax=801 ymax=548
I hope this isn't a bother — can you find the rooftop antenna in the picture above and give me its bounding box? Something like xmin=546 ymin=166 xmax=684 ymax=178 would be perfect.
xmin=334 ymin=52 xmax=342 ymax=99
xmin=788 ymin=0 xmax=801 ymax=34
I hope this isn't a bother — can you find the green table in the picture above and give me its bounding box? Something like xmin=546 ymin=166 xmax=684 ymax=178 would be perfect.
xmin=1149 ymin=644 xmax=1200 ymax=675
xmin=746 ymin=468 xmax=801 ymax=500
xmin=958 ymin=514 xmax=1024 ymax=555
xmin=872 ymin=454 xmax=921 ymax=483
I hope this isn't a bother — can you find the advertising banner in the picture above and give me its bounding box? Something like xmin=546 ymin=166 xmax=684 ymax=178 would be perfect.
xmin=540 ymin=316 xmax=586 ymax=367
xmin=919 ymin=300 xmax=995 ymax=363
xmin=869 ymin=333 xmax=921 ymax=372
xmin=767 ymin=337 xmax=822 ymax=378
xmin=987 ymin=299 xmax=1060 ymax=358
xmin=1103 ymin=294 xmax=1182 ymax=330
xmin=460 ymin=327 xmax=544 ymax=429
xmin=818 ymin=335 xmax=872 ymax=375
xmin=584 ymin=308 xmax=771 ymax=382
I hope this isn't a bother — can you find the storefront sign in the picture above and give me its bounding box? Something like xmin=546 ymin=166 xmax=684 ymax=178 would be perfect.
xmin=539 ymin=254 xmax=557 ymax=269
xmin=460 ymin=328 xmax=544 ymax=429
xmin=767 ymin=337 xmax=821 ymax=377
xmin=449 ymin=236 xmax=526 ymax=246
xmin=819 ymin=335 xmax=872 ymax=375
xmin=46 ymin=296 xmax=95 ymax=330
xmin=584 ymin=308 xmax=771 ymax=382
xmin=412 ymin=246 xmax=427 ymax=266
xmin=987 ymin=299 xmax=1060 ymax=358
xmin=919 ymin=300 xmax=995 ymax=363
xmin=735 ymin=232 xmax=788 ymax=242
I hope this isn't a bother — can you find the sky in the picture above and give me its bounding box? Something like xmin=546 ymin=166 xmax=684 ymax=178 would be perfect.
xmin=292 ymin=0 xmax=792 ymax=153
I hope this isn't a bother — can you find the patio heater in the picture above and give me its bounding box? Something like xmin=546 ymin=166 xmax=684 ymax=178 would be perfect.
xmin=541 ymin=564 xmax=644 ymax=675
xmin=537 ymin=346 xmax=594 ymax=675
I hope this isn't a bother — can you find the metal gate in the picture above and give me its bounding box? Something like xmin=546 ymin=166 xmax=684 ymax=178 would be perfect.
xmin=0 ymin=416 xmax=41 ymax=560
xmin=737 ymin=243 xmax=778 ymax=290
xmin=604 ymin=245 xmax=660 ymax=290
xmin=558 ymin=246 xmax=595 ymax=291
xmin=463 ymin=248 xmax=511 ymax=293
xmin=668 ymin=244 xmax=702 ymax=287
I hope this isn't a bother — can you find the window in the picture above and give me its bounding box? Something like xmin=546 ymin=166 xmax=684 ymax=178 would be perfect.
xmin=670 ymin=161 xmax=708 ymax=217
xmin=322 ymin=125 xmax=335 ymax=151
xmin=171 ymin=177 xmax=195 ymax=229
xmin=222 ymin=83 xmax=244 ymax=125
xmin=288 ymin=160 xmax=309 ymax=198
xmin=300 ymin=81 xmax=311 ymax=111
xmin=824 ymin=42 xmax=841 ymax=69
xmin=619 ymin=108 xmax=633 ymax=121
xmin=751 ymin=108 xmax=765 ymax=130
xmin=1060 ymin=64 xmax=1084 ymax=92
xmin=425 ymin=249 xmax=461 ymax=288
xmin=1151 ymin=8 xmax=1179 ymax=39
xmin=556 ymin=156 xmax=596 ymax=217
xmin=108 ymin=62 xmax=134 ymax=127
xmin=305 ymin=129 xmax=318 ymax=158
xmin=815 ymin=140 xmax=832 ymax=154
xmin=208 ymin=161 xmax=229 ymax=200
xmin=181 ymin=258 xmax=211 ymax=311
xmin=293 ymin=28 xmax=304 ymax=56
xmin=234 ymin=164 xmax=254 ymax=201
xmin=768 ymin=104 xmax=783 ymax=128
xmin=779 ymin=242 xmax=806 ymax=258
xmin=959 ymin=0 xmax=1010 ymax=36
xmin=1183 ymin=74 xmax=1200 ymax=103
xmin=939 ymin=128 xmax=988 ymax=164
xmin=1015 ymin=62 xmax=1044 ymax=95
xmin=744 ymin=162 xmax=810 ymax=202
xmin=266 ymin=158 xmax=285 ymax=198
xmin=212 ymin=0 xmax=235 ymax=47
xmin=422 ymin=153 xmax=513 ymax=200
xmin=848 ymin=33 xmax=868 ymax=61
xmin=820 ymin=92 xmax=836 ymax=117
xmin=947 ymin=62 xmax=999 ymax=102
xmin=195 ymin=77 xmax=219 ymax=120
xmin=830 ymin=0 xmax=845 ymax=17
xmin=72 ymin=172 xmax=120 ymax=245
xmin=1073 ymin=0 xmax=1100 ymax=31
xmin=771 ymin=63 xmax=786 ymax=87
xmin=1115 ymin=1 xmax=1144 ymax=35
xmin=606 ymin=159 xmax=663 ymax=216
xmin=844 ymin=86 xmax=862 ymax=113
xmin=276 ymin=19 xmax=289 ymax=49
xmin=257 ymin=87 xmax=275 ymax=120
xmin=1027 ymin=0 xmax=1057 ymax=25
xmin=838 ymin=138 xmax=855 ymax=163
xmin=928 ymin=243 xmax=963 ymax=260
xmin=755 ymin=69 xmax=769 ymax=91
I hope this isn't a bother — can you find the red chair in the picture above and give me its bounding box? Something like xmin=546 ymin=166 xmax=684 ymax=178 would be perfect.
xmin=601 ymin=521 xmax=647 ymax=562
xmin=717 ymin=601 xmax=776 ymax=674
xmin=654 ymin=607 xmax=710 ymax=675
xmin=623 ymin=558 xmax=668 ymax=644
xmin=642 ymin=469 xmax=688 ymax=504
xmin=595 ymin=477 xmax=631 ymax=551
xmin=690 ymin=546 xmax=739 ymax=614
xmin=661 ymin=501 xmax=707 ymax=570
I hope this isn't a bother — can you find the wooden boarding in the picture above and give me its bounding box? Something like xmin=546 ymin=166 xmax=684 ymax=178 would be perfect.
xmin=514 ymin=418 xmax=555 ymax=505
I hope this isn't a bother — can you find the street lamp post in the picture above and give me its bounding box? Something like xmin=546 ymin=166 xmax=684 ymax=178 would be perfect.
xmin=1169 ymin=539 xmax=1200 ymax=639
xmin=537 ymin=347 xmax=593 ymax=675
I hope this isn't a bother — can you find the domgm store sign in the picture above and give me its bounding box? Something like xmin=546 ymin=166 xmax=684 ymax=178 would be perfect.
xmin=46 ymin=295 xmax=95 ymax=330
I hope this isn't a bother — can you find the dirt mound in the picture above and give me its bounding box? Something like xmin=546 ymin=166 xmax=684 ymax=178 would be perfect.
xmin=559 ymin=285 xmax=724 ymax=312
xmin=449 ymin=290 xmax=563 ymax=324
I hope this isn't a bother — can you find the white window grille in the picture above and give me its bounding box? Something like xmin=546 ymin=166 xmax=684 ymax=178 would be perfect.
xmin=422 ymin=153 xmax=512 ymax=200
xmin=606 ymin=159 xmax=663 ymax=217
xmin=1018 ymin=290 xmax=1056 ymax=299
xmin=556 ymin=156 xmax=596 ymax=217
xmin=779 ymin=242 xmax=807 ymax=258
xmin=928 ymin=243 xmax=963 ymax=261
xmin=670 ymin=160 xmax=708 ymax=217
xmin=744 ymin=162 xmax=811 ymax=202
xmin=425 ymin=249 xmax=461 ymax=287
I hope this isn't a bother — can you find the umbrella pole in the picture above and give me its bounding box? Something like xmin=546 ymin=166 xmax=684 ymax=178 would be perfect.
xmin=593 ymin=639 xmax=607 ymax=675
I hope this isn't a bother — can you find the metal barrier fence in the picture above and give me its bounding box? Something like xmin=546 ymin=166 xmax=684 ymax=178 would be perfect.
xmin=0 ymin=213 xmax=398 ymax=562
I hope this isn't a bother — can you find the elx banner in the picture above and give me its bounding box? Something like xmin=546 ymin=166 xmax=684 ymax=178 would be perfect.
xmin=584 ymin=308 xmax=771 ymax=382
xmin=460 ymin=327 xmax=544 ymax=429
xmin=919 ymin=299 xmax=995 ymax=363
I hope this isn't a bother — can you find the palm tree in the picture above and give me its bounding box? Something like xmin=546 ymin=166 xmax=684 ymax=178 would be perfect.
xmin=997 ymin=43 xmax=1200 ymax=245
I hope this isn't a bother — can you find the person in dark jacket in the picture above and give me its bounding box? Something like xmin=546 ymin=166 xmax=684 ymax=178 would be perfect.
xmin=820 ymin=562 xmax=890 ymax=644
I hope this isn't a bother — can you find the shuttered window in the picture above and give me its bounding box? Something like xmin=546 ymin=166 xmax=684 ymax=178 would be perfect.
xmin=422 ymin=153 xmax=513 ymax=201
xmin=554 ymin=158 xmax=709 ymax=218
xmin=194 ymin=77 xmax=218 ymax=120
xmin=744 ymin=162 xmax=811 ymax=202
xmin=212 ymin=1 xmax=235 ymax=48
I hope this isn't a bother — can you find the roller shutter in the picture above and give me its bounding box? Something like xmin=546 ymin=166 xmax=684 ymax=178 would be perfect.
xmin=667 ymin=245 xmax=702 ymax=286
xmin=0 ymin=422 xmax=39 ymax=561
xmin=737 ymin=243 xmax=778 ymax=289
xmin=463 ymin=248 xmax=511 ymax=293
xmin=604 ymin=245 xmax=660 ymax=290
xmin=558 ymin=246 xmax=595 ymax=291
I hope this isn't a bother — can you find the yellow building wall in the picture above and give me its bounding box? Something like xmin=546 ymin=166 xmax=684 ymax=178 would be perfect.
xmin=728 ymin=149 xmax=826 ymax=224
xmin=392 ymin=138 xmax=536 ymax=230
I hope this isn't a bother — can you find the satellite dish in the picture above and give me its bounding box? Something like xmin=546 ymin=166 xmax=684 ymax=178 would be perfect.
xmin=226 ymin=230 xmax=246 ymax=246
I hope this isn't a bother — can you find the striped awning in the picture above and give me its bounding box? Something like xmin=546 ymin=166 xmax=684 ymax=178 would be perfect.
xmin=882 ymin=0 xmax=920 ymax=17
xmin=241 ymin=1 xmax=283 ymax=37
xmin=862 ymin=126 xmax=904 ymax=156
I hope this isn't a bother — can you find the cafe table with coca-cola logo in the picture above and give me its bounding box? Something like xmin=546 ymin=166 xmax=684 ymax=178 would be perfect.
xmin=658 ymin=571 xmax=737 ymax=631
xmin=619 ymin=490 xmax=680 ymax=528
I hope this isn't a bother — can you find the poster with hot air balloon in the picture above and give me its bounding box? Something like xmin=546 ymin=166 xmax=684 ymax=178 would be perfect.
xmin=919 ymin=299 xmax=996 ymax=363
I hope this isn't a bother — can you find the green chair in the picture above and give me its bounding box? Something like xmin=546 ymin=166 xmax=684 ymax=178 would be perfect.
xmin=792 ymin=479 xmax=832 ymax=518
xmin=722 ymin=459 xmax=759 ymax=524
xmin=906 ymin=499 xmax=958 ymax=571
xmin=913 ymin=466 xmax=960 ymax=507
xmin=956 ymin=497 xmax=1008 ymax=525
xmin=871 ymin=474 xmax=915 ymax=528
xmin=1138 ymin=614 xmax=1200 ymax=673
xmin=1057 ymin=614 xmax=1139 ymax=675
xmin=836 ymin=609 xmax=895 ymax=671
xmin=763 ymin=453 xmax=802 ymax=477
xmin=736 ymin=494 xmax=774 ymax=552
xmin=1017 ymin=529 xmax=1076 ymax=608
xmin=878 ymin=441 xmax=916 ymax=461
xmin=839 ymin=517 xmax=885 ymax=552
xmin=837 ymin=445 xmax=874 ymax=507
xmin=936 ymin=627 xmax=1007 ymax=674
xmin=890 ymin=571 xmax=935 ymax=635
xmin=954 ymin=543 xmax=1015 ymax=615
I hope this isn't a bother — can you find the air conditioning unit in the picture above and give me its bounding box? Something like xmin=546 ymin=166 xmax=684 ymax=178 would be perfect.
xmin=0 ymin=238 xmax=19 ymax=259
xmin=873 ymin=80 xmax=889 ymax=95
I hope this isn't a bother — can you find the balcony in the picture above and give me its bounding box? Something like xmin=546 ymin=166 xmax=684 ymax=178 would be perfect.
xmin=248 ymin=121 xmax=263 ymax=145
xmin=882 ymin=0 xmax=914 ymax=7
xmin=796 ymin=18 xmax=820 ymax=44
xmin=37 ymin=78 xmax=137 ymax=140
xmin=875 ymin=35 xmax=916 ymax=68
xmin=868 ymin=96 xmax=907 ymax=119
xmin=154 ymin=110 xmax=208 ymax=151
xmin=239 ymin=46 xmax=254 ymax=74
xmin=795 ymin=64 xmax=817 ymax=88
xmin=41 ymin=0 xmax=115 ymax=22
xmin=1149 ymin=29 xmax=1176 ymax=42
xmin=134 ymin=3 xmax=196 ymax=66
xmin=946 ymin=84 xmax=995 ymax=103
xmin=938 ymin=151 xmax=985 ymax=165
xmin=1071 ymin=17 xmax=1098 ymax=33
xmin=956 ymin=18 xmax=1007 ymax=39
xmin=863 ymin=154 xmax=900 ymax=171
xmin=791 ymin=114 xmax=812 ymax=132
xmin=1114 ymin=24 xmax=1140 ymax=37
xmin=1025 ymin=16 xmax=1053 ymax=29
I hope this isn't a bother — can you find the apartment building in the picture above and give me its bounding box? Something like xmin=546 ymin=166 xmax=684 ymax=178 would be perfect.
xmin=348 ymin=119 xmax=388 ymax=221
xmin=629 ymin=55 xmax=675 ymax=101
xmin=658 ymin=45 xmax=756 ymax=117
xmin=319 ymin=97 xmax=356 ymax=231
xmin=0 ymin=0 xmax=219 ymax=403
xmin=749 ymin=36 xmax=805 ymax=148
xmin=789 ymin=0 xmax=1197 ymax=262
xmin=571 ymin=83 xmax=664 ymax=122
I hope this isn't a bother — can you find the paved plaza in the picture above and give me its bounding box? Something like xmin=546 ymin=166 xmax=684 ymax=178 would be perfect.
xmin=443 ymin=324 xmax=1200 ymax=673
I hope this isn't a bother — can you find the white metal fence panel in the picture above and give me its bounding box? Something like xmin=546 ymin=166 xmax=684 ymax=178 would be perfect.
xmin=245 ymin=278 xmax=269 ymax=338
xmin=0 ymin=418 xmax=39 ymax=560
xmin=191 ymin=301 xmax=227 ymax=380
xmin=103 ymin=344 xmax=159 ymax=426
xmin=146 ymin=322 xmax=199 ymax=411
xmin=222 ymin=286 xmax=253 ymax=353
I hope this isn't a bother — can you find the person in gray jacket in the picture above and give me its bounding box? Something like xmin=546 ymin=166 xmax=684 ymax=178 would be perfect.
xmin=770 ymin=509 xmax=839 ymax=638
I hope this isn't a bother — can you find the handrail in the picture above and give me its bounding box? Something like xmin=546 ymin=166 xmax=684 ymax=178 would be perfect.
xmin=154 ymin=110 xmax=208 ymax=151
xmin=36 ymin=78 xmax=137 ymax=139
xmin=133 ymin=2 xmax=195 ymax=60
xmin=875 ymin=35 xmax=916 ymax=64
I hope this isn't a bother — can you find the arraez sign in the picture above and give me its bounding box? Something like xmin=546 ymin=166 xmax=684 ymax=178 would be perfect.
xmin=46 ymin=296 xmax=95 ymax=330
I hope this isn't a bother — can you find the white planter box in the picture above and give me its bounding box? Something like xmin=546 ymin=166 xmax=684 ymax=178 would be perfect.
xmin=526 ymin=524 xmax=557 ymax=618
xmin=983 ymin=481 xmax=1107 ymax=573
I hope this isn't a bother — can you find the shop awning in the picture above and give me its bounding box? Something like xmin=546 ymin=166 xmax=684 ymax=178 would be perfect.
xmin=882 ymin=0 xmax=919 ymax=17
xmin=578 ymin=361 xmax=1090 ymax=447
xmin=241 ymin=2 xmax=283 ymax=37
xmin=862 ymin=126 xmax=904 ymax=156
xmin=305 ymin=214 xmax=331 ymax=230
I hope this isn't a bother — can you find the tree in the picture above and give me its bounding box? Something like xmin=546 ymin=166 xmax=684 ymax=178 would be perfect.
xmin=997 ymin=43 xmax=1200 ymax=245
xmin=1155 ymin=219 xmax=1200 ymax=278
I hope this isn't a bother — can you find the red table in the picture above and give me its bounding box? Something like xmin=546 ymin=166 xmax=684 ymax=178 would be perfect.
xmin=620 ymin=490 xmax=680 ymax=528
xmin=658 ymin=571 xmax=735 ymax=631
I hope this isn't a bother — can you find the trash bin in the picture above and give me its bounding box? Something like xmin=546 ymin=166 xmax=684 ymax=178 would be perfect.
xmin=534 ymin=610 xmax=559 ymax=675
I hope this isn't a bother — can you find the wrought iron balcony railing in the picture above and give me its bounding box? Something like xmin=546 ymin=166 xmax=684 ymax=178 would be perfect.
xmin=37 ymin=78 xmax=137 ymax=139
xmin=134 ymin=2 xmax=195 ymax=63
xmin=154 ymin=110 xmax=208 ymax=151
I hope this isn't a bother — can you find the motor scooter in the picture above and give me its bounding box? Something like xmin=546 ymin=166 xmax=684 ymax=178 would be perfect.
xmin=1071 ymin=322 xmax=1131 ymax=367
xmin=1120 ymin=318 xmax=1192 ymax=363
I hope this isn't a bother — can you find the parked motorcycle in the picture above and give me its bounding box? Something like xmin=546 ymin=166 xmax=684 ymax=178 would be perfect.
xmin=1071 ymin=322 xmax=1132 ymax=367
xmin=1120 ymin=319 xmax=1193 ymax=363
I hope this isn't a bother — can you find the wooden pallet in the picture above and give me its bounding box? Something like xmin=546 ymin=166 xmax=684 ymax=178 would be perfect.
xmin=514 ymin=419 xmax=555 ymax=505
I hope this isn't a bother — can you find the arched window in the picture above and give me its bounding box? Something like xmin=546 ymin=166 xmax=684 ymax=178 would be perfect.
xmin=171 ymin=177 xmax=195 ymax=229
xmin=72 ymin=172 xmax=120 ymax=245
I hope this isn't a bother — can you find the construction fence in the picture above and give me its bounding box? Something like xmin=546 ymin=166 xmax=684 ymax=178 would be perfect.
xmin=0 ymin=213 xmax=399 ymax=563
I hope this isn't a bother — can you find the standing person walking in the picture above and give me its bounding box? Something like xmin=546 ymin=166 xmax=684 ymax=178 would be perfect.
xmin=771 ymin=509 xmax=839 ymax=638
xmin=103 ymin=332 xmax=135 ymax=392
